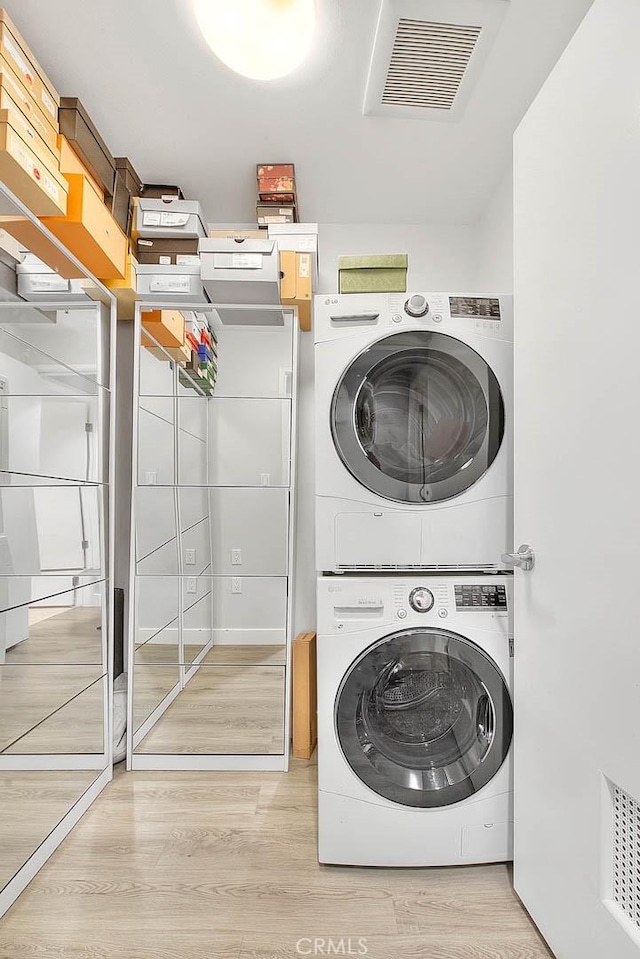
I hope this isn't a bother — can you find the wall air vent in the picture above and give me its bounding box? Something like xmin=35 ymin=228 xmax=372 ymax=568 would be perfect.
xmin=364 ymin=0 xmax=509 ymax=122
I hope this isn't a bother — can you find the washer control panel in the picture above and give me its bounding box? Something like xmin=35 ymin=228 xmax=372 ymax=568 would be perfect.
xmin=454 ymin=584 xmax=508 ymax=610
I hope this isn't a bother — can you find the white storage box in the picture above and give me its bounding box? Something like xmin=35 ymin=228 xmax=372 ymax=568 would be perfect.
xmin=199 ymin=237 xmax=280 ymax=305
xmin=133 ymin=198 xmax=206 ymax=239
xmin=18 ymin=273 xmax=90 ymax=300
xmin=136 ymin=264 xmax=208 ymax=303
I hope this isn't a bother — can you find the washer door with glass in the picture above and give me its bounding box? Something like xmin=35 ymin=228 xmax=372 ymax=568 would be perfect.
xmin=331 ymin=330 xmax=505 ymax=503
xmin=335 ymin=627 xmax=512 ymax=808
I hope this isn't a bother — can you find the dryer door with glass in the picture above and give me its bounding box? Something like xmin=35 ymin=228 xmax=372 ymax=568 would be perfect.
xmin=335 ymin=627 xmax=512 ymax=808
xmin=331 ymin=331 xmax=504 ymax=503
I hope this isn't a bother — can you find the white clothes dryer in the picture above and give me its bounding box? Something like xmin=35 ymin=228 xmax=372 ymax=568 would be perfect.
xmin=317 ymin=574 xmax=513 ymax=866
xmin=314 ymin=293 xmax=513 ymax=571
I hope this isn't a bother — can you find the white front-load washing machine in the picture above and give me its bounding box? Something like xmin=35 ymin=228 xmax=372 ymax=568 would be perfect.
xmin=317 ymin=574 xmax=513 ymax=866
xmin=314 ymin=292 xmax=513 ymax=571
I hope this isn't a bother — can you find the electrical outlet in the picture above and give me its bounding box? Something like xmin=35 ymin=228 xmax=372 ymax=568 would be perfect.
xmin=231 ymin=577 xmax=242 ymax=594
xmin=260 ymin=473 xmax=271 ymax=486
xmin=186 ymin=577 xmax=197 ymax=594
xmin=231 ymin=548 xmax=242 ymax=565
xmin=185 ymin=548 xmax=196 ymax=566
xmin=144 ymin=471 xmax=157 ymax=485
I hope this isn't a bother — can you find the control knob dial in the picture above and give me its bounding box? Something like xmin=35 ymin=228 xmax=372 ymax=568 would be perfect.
xmin=404 ymin=294 xmax=429 ymax=318
xmin=409 ymin=587 xmax=435 ymax=613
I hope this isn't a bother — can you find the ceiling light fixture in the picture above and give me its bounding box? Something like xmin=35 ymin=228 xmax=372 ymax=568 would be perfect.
xmin=193 ymin=0 xmax=316 ymax=81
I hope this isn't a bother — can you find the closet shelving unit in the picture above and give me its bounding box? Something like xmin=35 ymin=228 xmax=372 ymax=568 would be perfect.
xmin=127 ymin=298 xmax=299 ymax=771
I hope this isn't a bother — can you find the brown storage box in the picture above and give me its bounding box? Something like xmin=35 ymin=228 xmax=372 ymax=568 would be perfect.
xmin=0 ymin=9 xmax=59 ymax=127
xmin=0 ymin=119 xmax=67 ymax=215
xmin=140 ymin=183 xmax=184 ymax=200
xmin=41 ymin=172 xmax=127 ymax=279
xmin=292 ymin=632 xmax=317 ymax=760
xmin=135 ymin=236 xmax=199 ymax=265
xmin=257 ymin=203 xmax=296 ymax=226
xmin=112 ymin=158 xmax=142 ymax=234
xmin=141 ymin=309 xmax=185 ymax=349
xmin=58 ymin=134 xmax=103 ymax=199
xmin=58 ymin=98 xmax=115 ymax=198
xmin=0 ymin=57 xmax=57 ymax=151
xmin=0 ymin=215 xmax=84 ymax=278
xmin=280 ymin=250 xmax=312 ymax=332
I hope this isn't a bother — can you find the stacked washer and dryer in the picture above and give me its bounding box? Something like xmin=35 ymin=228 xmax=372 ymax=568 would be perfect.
xmin=313 ymin=291 xmax=514 ymax=866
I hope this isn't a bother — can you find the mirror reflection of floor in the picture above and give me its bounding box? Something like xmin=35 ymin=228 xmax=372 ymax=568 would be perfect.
xmin=0 ymin=770 xmax=98 ymax=893
xmin=0 ymin=606 xmax=105 ymax=753
xmin=134 ymin=645 xmax=286 ymax=756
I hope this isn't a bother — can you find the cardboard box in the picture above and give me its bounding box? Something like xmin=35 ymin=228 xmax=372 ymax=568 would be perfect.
xmin=0 ymin=80 xmax=60 ymax=170
xmin=141 ymin=309 xmax=185 ymax=349
xmin=256 ymin=204 xmax=296 ymax=226
xmin=104 ymin=252 xmax=137 ymax=320
xmin=0 ymin=56 xmax=57 ymax=150
xmin=0 ymin=119 xmax=67 ymax=216
xmin=0 ymin=214 xmax=84 ymax=277
xmin=17 ymin=272 xmax=89 ymax=301
xmin=280 ymin=250 xmax=312 ymax=331
xmin=41 ymin=172 xmax=128 ymax=279
xmin=133 ymin=197 xmax=206 ymax=240
xmin=208 ymin=229 xmax=264 ymax=240
xmin=58 ymin=98 xmax=115 ymax=198
xmin=58 ymin=134 xmax=103 ymax=199
xmin=338 ymin=253 xmax=408 ymax=294
xmin=135 ymin=237 xmax=200 ymax=265
xmin=145 ymin=343 xmax=191 ymax=366
xmin=140 ymin=183 xmax=184 ymax=200
xmin=115 ymin=157 xmax=142 ymax=195
xmin=0 ymin=9 xmax=60 ymax=127
xmin=257 ymin=163 xmax=295 ymax=199
xmin=136 ymin=263 xmax=207 ymax=302
xmin=270 ymin=223 xmax=318 ymax=288
xmin=199 ymin=236 xmax=280 ymax=305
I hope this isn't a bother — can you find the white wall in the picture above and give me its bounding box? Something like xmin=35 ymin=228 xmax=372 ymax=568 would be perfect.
xmin=472 ymin=167 xmax=514 ymax=293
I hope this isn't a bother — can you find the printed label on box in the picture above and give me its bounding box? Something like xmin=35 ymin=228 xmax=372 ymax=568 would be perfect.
xmin=142 ymin=211 xmax=162 ymax=227
xmin=3 ymin=35 xmax=35 ymax=88
xmin=30 ymin=276 xmax=70 ymax=292
xmin=299 ymin=254 xmax=310 ymax=279
xmin=158 ymin=255 xmax=171 ymax=265
xmin=231 ymin=253 xmax=262 ymax=269
xmin=176 ymin=255 xmax=200 ymax=266
xmin=149 ymin=275 xmax=191 ymax=293
xmin=160 ymin=212 xmax=189 ymax=228
xmin=8 ymin=131 xmax=59 ymax=201
xmin=40 ymin=88 xmax=55 ymax=117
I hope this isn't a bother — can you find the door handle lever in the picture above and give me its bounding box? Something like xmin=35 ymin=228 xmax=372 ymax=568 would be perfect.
xmin=501 ymin=544 xmax=535 ymax=571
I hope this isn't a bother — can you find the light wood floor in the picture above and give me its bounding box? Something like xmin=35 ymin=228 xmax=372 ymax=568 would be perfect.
xmin=0 ymin=758 xmax=553 ymax=958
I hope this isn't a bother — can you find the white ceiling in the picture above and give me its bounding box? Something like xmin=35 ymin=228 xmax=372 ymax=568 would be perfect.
xmin=6 ymin=0 xmax=593 ymax=225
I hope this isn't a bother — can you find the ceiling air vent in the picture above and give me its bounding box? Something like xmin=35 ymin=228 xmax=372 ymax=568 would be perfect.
xmin=364 ymin=0 xmax=509 ymax=122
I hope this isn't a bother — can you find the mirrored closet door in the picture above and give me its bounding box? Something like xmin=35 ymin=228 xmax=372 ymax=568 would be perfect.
xmin=128 ymin=303 xmax=297 ymax=769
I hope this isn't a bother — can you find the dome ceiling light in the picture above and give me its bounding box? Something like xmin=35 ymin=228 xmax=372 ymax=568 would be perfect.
xmin=193 ymin=0 xmax=316 ymax=81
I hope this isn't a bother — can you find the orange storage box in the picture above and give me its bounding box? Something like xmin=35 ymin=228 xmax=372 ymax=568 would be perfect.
xmin=0 ymin=119 xmax=67 ymax=215
xmin=41 ymin=173 xmax=128 ymax=280
xmin=0 ymin=103 xmax=57 ymax=172
xmin=0 ymin=56 xmax=57 ymax=152
xmin=0 ymin=215 xmax=84 ymax=278
xmin=105 ymin=252 xmax=137 ymax=320
xmin=141 ymin=309 xmax=185 ymax=349
xmin=0 ymin=9 xmax=60 ymax=129
xmin=58 ymin=135 xmax=103 ymax=200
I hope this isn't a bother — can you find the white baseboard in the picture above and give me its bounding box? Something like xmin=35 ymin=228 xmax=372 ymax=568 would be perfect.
xmin=137 ymin=628 xmax=285 ymax=646
xmin=130 ymin=754 xmax=287 ymax=771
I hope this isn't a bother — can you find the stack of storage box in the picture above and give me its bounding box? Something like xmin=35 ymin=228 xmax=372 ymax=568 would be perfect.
xmin=0 ymin=9 xmax=68 ymax=218
xmin=141 ymin=308 xmax=217 ymax=395
xmin=133 ymin=186 xmax=208 ymax=303
xmin=256 ymin=163 xmax=298 ymax=228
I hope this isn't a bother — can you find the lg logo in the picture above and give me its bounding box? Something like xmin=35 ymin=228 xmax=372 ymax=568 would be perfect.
xmin=296 ymin=939 xmax=368 ymax=955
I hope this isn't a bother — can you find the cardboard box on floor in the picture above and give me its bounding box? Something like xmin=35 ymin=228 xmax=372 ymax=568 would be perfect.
xmin=280 ymin=250 xmax=312 ymax=332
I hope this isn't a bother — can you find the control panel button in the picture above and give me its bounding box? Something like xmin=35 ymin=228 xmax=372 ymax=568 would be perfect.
xmin=437 ymin=608 xmax=448 ymax=618
xmin=432 ymin=313 xmax=443 ymax=323
xmin=404 ymin=294 xmax=429 ymax=318
xmin=391 ymin=313 xmax=403 ymax=324
xmin=397 ymin=608 xmax=408 ymax=619
xmin=409 ymin=587 xmax=435 ymax=613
